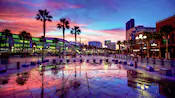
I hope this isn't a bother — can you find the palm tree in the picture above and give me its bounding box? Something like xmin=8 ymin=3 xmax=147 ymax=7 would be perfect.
xmin=160 ymin=25 xmax=174 ymax=59
xmin=153 ymin=32 xmax=163 ymax=58
xmin=19 ymin=31 xmax=31 ymax=53
xmin=128 ymin=39 xmax=135 ymax=54
xmin=36 ymin=9 xmax=53 ymax=37
xmin=117 ymin=41 xmax=121 ymax=54
xmin=143 ymin=32 xmax=153 ymax=58
xmin=122 ymin=40 xmax=128 ymax=54
xmin=36 ymin=9 xmax=52 ymax=61
xmin=57 ymin=18 xmax=70 ymax=57
xmin=70 ymin=26 xmax=81 ymax=44
xmin=1 ymin=29 xmax=12 ymax=52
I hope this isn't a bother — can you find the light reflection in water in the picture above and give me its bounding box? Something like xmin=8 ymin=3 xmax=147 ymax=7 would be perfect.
xmin=0 ymin=62 xmax=175 ymax=97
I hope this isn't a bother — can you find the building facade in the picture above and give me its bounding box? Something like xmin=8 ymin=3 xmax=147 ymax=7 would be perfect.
xmin=104 ymin=40 xmax=116 ymax=50
xmin=125 ymin=19 xmax=156 ymax=57
xmin=0 ymin=32 xmax=69 ymax=54
xmin=126 ymin=19 xmax=135 ymax=40
xmin=88 ymin=41 xmax=102 ymax=48
xmin=156 ymin=15 xmax=175 ymax=59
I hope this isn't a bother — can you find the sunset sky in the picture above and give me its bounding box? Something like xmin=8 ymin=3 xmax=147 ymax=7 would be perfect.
xmin=0 ymin=0 xmax=175 ymax=44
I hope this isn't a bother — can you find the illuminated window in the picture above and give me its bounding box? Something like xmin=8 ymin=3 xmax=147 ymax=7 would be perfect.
xmin=32 ymin=38 xmax=40 ymax=41
xmin=12 ymin=35 xmax=19 ymax=39
xmin=46 ymin=40 xmax=53 ymax=43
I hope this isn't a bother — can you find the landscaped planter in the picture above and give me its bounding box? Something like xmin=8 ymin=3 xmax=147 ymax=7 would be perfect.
xmin=159 ymin=68 xmax=172 ymax=76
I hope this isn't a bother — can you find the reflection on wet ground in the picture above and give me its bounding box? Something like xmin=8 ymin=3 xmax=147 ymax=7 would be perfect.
xmin=0 ymin=62 xmax=175 ymax=98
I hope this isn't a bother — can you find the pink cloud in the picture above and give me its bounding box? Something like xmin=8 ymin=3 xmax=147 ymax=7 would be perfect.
xmin=45 ymin=1 xmax=81 ymax=10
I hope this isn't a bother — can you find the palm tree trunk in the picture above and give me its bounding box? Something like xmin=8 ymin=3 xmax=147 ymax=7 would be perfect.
xmin=119 ymin=44 xmax=120 ymax=54
xmin=63 ymin=27 xmax=65 ymax=58
xmin=158 ymin=41 xmax=161 ymax=58
xmin=166 ymin=38 xmax=169 ymax=59
xmin=75 ymin=33 xmax=77 ymax=43
xmin=43 ymin=20 xmax=46 ymax=37
xmin=42 ymin=20 xmax=46 ymax=62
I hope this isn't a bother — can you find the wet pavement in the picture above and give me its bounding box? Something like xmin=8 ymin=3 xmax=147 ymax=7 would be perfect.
xmin=0 ymin=61 xmax=175 ymax=98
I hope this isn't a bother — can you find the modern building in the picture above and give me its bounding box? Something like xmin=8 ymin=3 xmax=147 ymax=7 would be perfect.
xmin=0 ymin=32 xmax=70 ymax=54
xmin=126 ymin=25 xmax=156 ymax=41
xmin=126 ymin=19 xmax=135 ymax=40
xmin=88 ymin=41 xmax=102 ymax=48
xmin=125 ymin=19 xmax=156 ymax=57
xmin=156 ymin=15 xmax=175 ymax=59
xmin=104 ymin=40 xmax=116 ymax=50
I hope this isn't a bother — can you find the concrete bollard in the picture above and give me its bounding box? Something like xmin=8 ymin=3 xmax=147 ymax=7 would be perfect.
xmin=66 ymin=59 xmax=70 ymax=63
xmin=100 ymin=59 xmax=103 ymax=63
xmin=115 ymin=60 xmax=118 ymax=64
xmin=123 ymin=61 xmax=127 ymax=65
xmin=22 ymin=64 xmax=29 ymax=67
xmin=30 ymin=62 xmax=36 ymax=66
xmin=130 ymin=63 xmax=134 ymax=66
xmin=45 ymin=59 xmax=49 ymax=62
xmin=17 ymin=62 xmax=20 ymax=70
xmin=60 ymin=59 xmax=63 ymax=63
xmin=37 ymin=60 xmax=41 ymax=65
xmin=146 ymin=66 xmax=154 ymax=72
xmin=119 ymin=61 xmax=122 ymax=64
xmin=73 ymin=59 xmax=76 ymax=62
xmin=93 ymin=59 xmax=96 ymax=63
xmin=80 ymin=59 xmax=83 ymax=63
xmin=53 ymin=59 xmax=56 ymax=64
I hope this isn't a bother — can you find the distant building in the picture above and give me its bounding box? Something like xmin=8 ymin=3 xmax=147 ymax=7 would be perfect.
xmin=88 ymin=41 xmax=102 ymax=48
xmin=156 ymin=15 xmax=175 ymax=59
xmin=126 ymin=19 xmax=135 ymax=40
xmin=104 ymin=40 xmax=116 ymax=50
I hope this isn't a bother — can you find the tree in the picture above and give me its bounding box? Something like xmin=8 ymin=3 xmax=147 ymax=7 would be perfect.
xmin=57 ymin=18 xmax=70 ymax=56
xmin=153 ymin=32 xmax=163 ymax=58
xmin=122 ymin=40 xmax=128 ymax=54
xmin=1 ymin=29 xmax=12 ymax=52
xmin=160 ymin=25 xmax=174 ymax=59
xmin=70 ymin=26 xmax=81 ymax=44
xmin=117 ymin=41 xmax=121 ymax=54
xmin=19 ymin=31 xmax=31 ymax=53
xmin=128 ymin=39 xmax=135 ymax=54
xmin=36 ymin=9 xmax=53 ymax=37
xmin=36 ymin=9 xmax=52 ymax=61
xmin=143 ymin=31 xmax=153 ymax=58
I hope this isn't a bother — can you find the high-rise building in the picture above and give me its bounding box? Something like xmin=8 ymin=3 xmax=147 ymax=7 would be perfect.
xmin=126 ymin=19 xmax=135 ymax=40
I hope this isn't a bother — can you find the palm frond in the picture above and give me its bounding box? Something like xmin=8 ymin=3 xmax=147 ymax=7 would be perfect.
xmin=57 ymin=24 xmax=62 ymax=29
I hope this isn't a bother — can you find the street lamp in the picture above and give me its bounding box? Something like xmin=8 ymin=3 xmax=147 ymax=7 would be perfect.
xmin=136 ymin=34 xmax=147 ymax=58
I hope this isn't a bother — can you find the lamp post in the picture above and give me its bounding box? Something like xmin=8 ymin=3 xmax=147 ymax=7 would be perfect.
xmin=136 ymin=34 xmax=147 ymax=59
